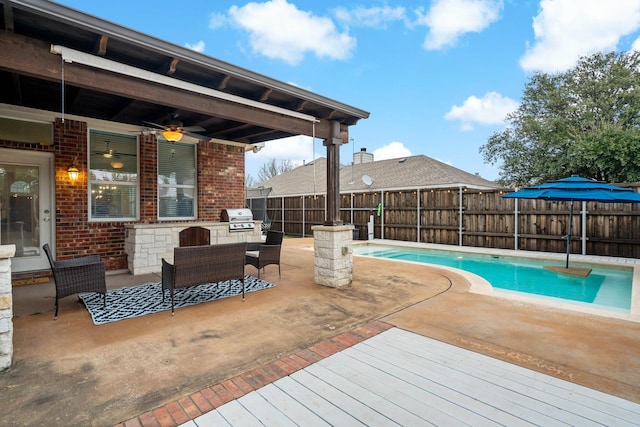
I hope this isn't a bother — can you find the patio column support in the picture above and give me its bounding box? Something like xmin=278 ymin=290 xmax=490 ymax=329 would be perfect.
xmin=0 ymin=244 xmax=16 ymax=371
xmin=314 ymin=121 xmax=353 ymax=288
xmin=324 ymin=121 xmax=345 ymax=226
xmin=312 ymin=225 xmax=353 ymax=288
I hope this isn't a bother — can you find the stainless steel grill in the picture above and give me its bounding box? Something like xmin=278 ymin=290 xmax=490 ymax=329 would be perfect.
xmin=221 ymin=208 xmax=255 ymax=232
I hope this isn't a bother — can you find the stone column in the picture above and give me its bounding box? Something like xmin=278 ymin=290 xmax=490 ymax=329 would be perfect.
xmin=312 ymin=225 xmax=353 ymax=288
xmin=0 ymin=244 xmax=16 ymax=371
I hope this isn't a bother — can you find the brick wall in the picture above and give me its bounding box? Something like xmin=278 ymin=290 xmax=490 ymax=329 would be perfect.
xmin=139 ymin=132 xmax=158 ymax=223
xmin=198 ymin=141 xmax=246 ymax=220
xmin=1 ymin=118 xmax=247 ymax=272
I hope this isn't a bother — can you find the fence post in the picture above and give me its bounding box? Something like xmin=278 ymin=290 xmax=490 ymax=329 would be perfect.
xmin=350 ymin=192 xmax=354 ymax=225
xmin=281 ymin=196 xmax=285 ymax=233
xmin=458 ymin=186 xmax=463 ymax=246
xmin=514 ymin=198 xmax=519 ymax=250
xmin=581 ymin=201 xmax=587 ymax=255
xmin=381 ymin=190 xmax=385 ymax=240
xmin=302 ymin=195 xmax=306 ymax=237
xmin=416 ymin=188 xmax=421 ymax=243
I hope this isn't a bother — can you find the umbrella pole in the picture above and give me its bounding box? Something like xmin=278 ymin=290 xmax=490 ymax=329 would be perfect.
xmin=565 ymin=201 xmax=573 ymax=268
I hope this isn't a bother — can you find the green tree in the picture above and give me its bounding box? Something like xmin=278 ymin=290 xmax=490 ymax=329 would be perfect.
xmin=480 ymin=51 xmax=640 ymax=186
xmin=256 ymin=159 xmax=296 ymax=183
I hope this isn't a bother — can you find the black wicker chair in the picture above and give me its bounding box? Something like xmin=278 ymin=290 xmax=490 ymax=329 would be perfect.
xmin=246 ymin=230 xmax=284 ymax=251
xmin=42 ymin=244 xmax=107 ymax=319
xmin=245 ymin=230 xmax=284 ymax=278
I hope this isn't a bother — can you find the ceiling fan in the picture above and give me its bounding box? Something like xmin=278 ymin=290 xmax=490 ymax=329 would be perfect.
xmin=143 ymin=113 xmax=209 ymax=142
xmin=92 ymin=141 xmax=135 ymax=169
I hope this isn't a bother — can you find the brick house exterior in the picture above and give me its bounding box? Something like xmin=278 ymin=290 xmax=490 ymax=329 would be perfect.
xmin=1 ymin=117 xmax=246 ymax=272
xmin=0 ymin=1 xmax=368 ymax=278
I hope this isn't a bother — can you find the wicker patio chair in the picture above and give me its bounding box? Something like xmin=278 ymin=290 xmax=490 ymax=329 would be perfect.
xmin=245 ymin=244 xmax=282 ymax=279
xmin=245 ymin=230 xmax=284 ymax=279
xmin=246 ymin=230 xmax=284 ymax=251
xmin=43 ymin=244 xmax=107 ymax=319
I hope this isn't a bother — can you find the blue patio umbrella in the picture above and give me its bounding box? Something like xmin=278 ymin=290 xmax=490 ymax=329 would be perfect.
xmin=503 ymin=176 xmax=640 ymax=271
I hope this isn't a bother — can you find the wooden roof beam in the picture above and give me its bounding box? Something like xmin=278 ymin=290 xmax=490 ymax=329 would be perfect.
xmin=0 ymin=32 xmax=334 ymax=139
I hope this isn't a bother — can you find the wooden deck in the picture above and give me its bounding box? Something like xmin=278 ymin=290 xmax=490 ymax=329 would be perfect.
xmin=182 ymin=328 xmax=640 ymax=426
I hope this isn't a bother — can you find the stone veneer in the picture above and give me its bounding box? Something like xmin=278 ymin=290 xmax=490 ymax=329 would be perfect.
xmin=125 ymin=222 xmax=262 ymax=275
xmin=0 ymin=244 xmax=16 ymax=371
xmin=312 ymin=225 xmax=353 ymax=288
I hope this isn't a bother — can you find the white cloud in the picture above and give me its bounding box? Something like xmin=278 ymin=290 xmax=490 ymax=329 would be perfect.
xmin=334 ymin=5 xmax=407 ymax=28
xmin=184 ymin=40 xmax=205 ymax=53
xmin=228 ymin=0 xmax=356 ymax=65
xmin=445 ymin=91 xmax=519 ymax=131
xmin=372 ymin=141 xmax=412 ymax=161
xmin=633 ymin=36 xmax=640 ymax=51
xmin=417 ymin=0 xmax=503 ymax=50
xmin=520 ymin=0 xmax=640 ymax=73
xmin=208 ymin=13 xmax=227 ymax=30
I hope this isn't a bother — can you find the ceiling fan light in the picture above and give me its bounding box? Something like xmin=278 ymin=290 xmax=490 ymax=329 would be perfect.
xmin=110 ymin=159 xmax=124 ymax=169
xmin=162 ymin=130 xmax=182 ymax=142
xmin=102 ymin=149 xmax=113 ymax=158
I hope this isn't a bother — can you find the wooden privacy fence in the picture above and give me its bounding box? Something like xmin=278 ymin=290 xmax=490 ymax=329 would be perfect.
xmin=258 ymin=187 xmax=640 ymax=259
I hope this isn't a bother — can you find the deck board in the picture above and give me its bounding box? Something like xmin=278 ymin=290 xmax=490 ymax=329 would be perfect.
xmin=189 ymin=328 xmax=640 ymax=427
xmin=304 ymin=363 xmax=429 ymax=426
xmin=255 ymin=383 xmax=331 ymax=426
xmin=290 ymin=369 xmax=399 ymax=426
xmin=348 ymin=339 xmax=571 ymax=426
xmin=376 ymin=329 xmax=640 ymax=424
xmin=233 ymin=392 xmax=299 ymax=427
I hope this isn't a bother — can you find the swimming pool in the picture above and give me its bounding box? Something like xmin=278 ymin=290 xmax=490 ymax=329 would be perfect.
xmin=353 ymin=244 xmax=634 ymax=314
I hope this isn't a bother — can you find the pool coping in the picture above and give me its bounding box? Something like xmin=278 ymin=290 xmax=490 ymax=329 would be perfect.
xmin=353 ymin=239 xmax=640 ymax=323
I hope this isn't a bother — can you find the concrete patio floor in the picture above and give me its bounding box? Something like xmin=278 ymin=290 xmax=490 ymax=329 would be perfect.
xmin=1 ymin=238 xmax=639 ymax=426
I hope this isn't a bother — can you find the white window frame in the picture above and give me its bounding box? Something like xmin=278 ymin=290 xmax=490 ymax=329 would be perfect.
xmin=88 ymin=130 xmax=139 ymax=222
xmin=157 ymin=141 xmax=197 ymax=221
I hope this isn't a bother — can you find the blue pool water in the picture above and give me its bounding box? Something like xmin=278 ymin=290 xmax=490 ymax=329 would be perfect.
xmin=353 ymin=245 xmax=633 ymax=312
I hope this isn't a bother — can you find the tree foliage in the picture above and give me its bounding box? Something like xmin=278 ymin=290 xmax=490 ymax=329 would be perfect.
xmin=256 ymin=159 xmax=296 ymax=183
xmin=480 ymin=51 xmax=640 ymax=186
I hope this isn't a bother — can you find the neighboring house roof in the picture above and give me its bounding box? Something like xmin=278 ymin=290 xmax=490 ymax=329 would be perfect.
xmin=0 ymin=0 xmax=368 ymax=145
xmin=249 ymin=155 xmax=502 ymax=197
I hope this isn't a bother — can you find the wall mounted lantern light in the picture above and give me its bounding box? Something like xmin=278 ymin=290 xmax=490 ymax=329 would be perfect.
xmin=67 ymin=164 xmax=79 ymax=181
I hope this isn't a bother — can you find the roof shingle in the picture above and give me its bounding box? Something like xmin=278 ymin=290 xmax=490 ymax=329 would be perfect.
xmin=249 ymin=155 xmax=501 ymax=197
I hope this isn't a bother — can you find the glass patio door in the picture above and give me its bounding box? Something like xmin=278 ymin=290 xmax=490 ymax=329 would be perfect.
xmin=0 ymin=149 xmax=53 ymax=272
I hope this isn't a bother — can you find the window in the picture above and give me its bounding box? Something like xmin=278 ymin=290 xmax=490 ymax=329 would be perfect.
xmin=89 ymin=130 xmax=138 ymax=221
xmin=158 ymin=141 xmax=196 ymax=219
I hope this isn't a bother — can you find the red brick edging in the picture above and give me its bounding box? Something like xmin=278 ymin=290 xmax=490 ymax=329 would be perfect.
xmin=115 ymin=321 xmax=393 ymax=427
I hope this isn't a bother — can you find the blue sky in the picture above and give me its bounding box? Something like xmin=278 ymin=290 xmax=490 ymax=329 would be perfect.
xmin=54 ymin=0 xmax=640 ymax=182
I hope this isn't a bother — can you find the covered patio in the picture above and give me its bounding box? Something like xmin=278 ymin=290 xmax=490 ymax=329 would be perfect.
xmin=1 ymin=0 xmax=368 ymax=276
xmin=2 ymin=238 xmax=640 ymax=425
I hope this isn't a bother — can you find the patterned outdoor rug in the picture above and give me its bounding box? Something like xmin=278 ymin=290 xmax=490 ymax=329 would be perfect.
xmin=79 ymin=275 xmax=275 ymax=325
